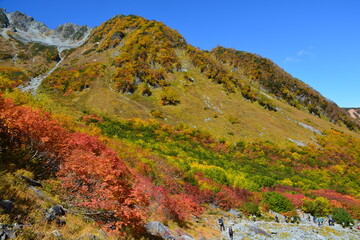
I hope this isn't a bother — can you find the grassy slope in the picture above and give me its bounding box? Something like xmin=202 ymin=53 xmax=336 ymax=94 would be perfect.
xmin=38 ymin=45 xmax=358 ymax=147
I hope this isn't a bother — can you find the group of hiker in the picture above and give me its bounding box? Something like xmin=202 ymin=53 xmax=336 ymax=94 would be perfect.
xmin=218 ymin=217 xmax=233 ymax=239
xmin=219 ymin=213 xmax=359 ymax=239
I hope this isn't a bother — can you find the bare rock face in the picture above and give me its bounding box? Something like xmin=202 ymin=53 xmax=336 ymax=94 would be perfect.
xmin=0 ymin=9 xmax=9 ymax=28
xmin=346 ymin=108 xmax=360 ymax=120
xmin=8 ymin=11 xmax=49 ymax=33
xmin=0 ymin=9 xmax=92 ymax=48
xmin=54 ymin=23 xmax=91 ymax=41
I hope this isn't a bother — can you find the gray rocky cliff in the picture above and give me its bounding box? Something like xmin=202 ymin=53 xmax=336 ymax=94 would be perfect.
xmin=0 ymin=8 xmax=9 ymax=28
xmin=8 ymin=10 xmax=49 ymax=33
xmin=0 ymin=9 xmax=92 ymax=49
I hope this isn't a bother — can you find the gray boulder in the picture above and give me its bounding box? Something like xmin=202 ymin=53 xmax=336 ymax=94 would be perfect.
xmin=0 ymin=224 xmax=16 ymax=239
xmin=0 ymin=200 xmax=14 ymax=212
xmin=49 ymin=205 xmax=66 ymax=216
xmin=145 ymin=221 xmax=175 ymax=240
xmin=247 ymin=225 xmax=271 ymax=237
xmin=44 ymin=205 xmax=66 ymax=226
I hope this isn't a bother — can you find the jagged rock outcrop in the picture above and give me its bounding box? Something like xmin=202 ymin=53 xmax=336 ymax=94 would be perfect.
xmin=0 ymin=9 xmax=92 ymax=48
xmin=54 ymin=23 xmax=91 ymax=41
xmin=346 ymin=108 xmax=360 ymax=120
xmin=0 ymin=9 xmax=9 ymax=28
xmin=7 ymin=11 xmax=49 ymax=33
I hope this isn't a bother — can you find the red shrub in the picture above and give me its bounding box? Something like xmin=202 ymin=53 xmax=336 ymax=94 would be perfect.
xmin=0 ymin=94 xmax=146 ymax=233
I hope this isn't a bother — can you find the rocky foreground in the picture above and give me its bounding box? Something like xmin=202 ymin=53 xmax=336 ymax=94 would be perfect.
xmin=220 ymin=215 xmax=360 ymax=240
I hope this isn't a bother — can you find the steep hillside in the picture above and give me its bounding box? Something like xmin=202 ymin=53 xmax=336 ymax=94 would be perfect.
xmin=211 ymin=47 xmax=359 ymax=131
xmin=7 ymin=14 xmax=350 ymax=147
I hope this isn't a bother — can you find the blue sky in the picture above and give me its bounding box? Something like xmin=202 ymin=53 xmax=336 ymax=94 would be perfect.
xmin=2 ymin=0 xmax=359 ymax=107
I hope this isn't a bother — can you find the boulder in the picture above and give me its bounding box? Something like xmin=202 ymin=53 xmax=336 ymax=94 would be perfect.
xmin=145 ymin=221 xmax=175 ymax=240
xmin=247 ymin=225 xmax=271 ymax=237
xmin=21 ymin=175 xmax=42 ymax=187
xmin=0 ymin=224 xmax=16 ymax=239
xmin=44 ymin=205 xmax=66 ymax=225
xmin=0 ymin=200 xmax=14 ymax=212
xmin=49 ymin=205 xmax=66 ymax=216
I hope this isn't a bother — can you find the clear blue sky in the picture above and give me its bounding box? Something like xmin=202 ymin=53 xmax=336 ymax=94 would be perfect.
xmin=2 ymin=0 xmax=359 ymax=107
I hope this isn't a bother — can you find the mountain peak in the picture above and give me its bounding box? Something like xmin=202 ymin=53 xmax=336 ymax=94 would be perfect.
xmin=8 ymin=10 xmax=49 ymax=33
xmin=0 ymin=9 xmax=92 ymax=49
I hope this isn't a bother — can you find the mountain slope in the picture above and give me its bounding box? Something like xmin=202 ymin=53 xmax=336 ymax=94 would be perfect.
xmin=21 ymin=14 xmax=355 ymax=147
xmin=1 ymin=11 xmax=359 ymax=146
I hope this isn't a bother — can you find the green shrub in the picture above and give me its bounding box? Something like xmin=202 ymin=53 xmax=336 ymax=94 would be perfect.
xmin=160 ymin=87 xmax=180 ymax=105
xmin=301 ymin=197 xmax=332 ymax=217
xmin=262 ymin=191 xmax=293 ymax=213
xmin=332 ymin=208 xmax=354 ymax=226
xmin=151 ymin=110 xmax=166 ymax=119
xmin=241 ymin=202 xmax=261 ymax=216
xmin=251 ymin=175 xmax=275 ymax=188
xmin=203 ymin=166 xmax=229 ymax=185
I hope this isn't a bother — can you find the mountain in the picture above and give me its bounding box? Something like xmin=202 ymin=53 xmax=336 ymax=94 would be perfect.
xmin=0 ymin=9 xmax=91 ymax=48
xmin=0 ymin=10 xmax=359 ymax=239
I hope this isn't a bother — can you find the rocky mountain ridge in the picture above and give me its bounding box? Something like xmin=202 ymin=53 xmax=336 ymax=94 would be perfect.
xmin=0 ymin=9 xmax=92 ymax=49
xmin=345 ymin=108 xmax=360 ymax=120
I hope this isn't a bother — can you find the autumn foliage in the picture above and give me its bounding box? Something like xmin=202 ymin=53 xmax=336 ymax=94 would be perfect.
xmin=0 ymin=94 xmax=145 ymax=232
xmin=212 ymin=46 xmax=359 ymax=130
xmin=1 ymin=91 xmax=360 ymax=235
xmin=0 ymin=66 xmax=30 ymax=91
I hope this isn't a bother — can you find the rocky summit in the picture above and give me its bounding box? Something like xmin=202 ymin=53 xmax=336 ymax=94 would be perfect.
xmin=0 ymin=9 xmax=91 ymax=48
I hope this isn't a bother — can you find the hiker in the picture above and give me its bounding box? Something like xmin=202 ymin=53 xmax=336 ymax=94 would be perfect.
xmin=313 ymin=216 xmax=317 ymax=224
xmin=252 ymin=214 xmax=256 ymax=222
xmin=218 ymin=217 xmax=225 ymax=231
xmin=307 ymin=215 xmax=311 ymax=222
xmin=317 ymin=217 xmax=324 ymax=226
xmin=349 ymin=223 xmax=353 ymax=229
xmin=275 ymin=215 xmax=279 ymax=223
xmin=285 ymin=216 xmax=289 ymax=223
xmin=228 ymin=226 xmax=234 ymax=240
